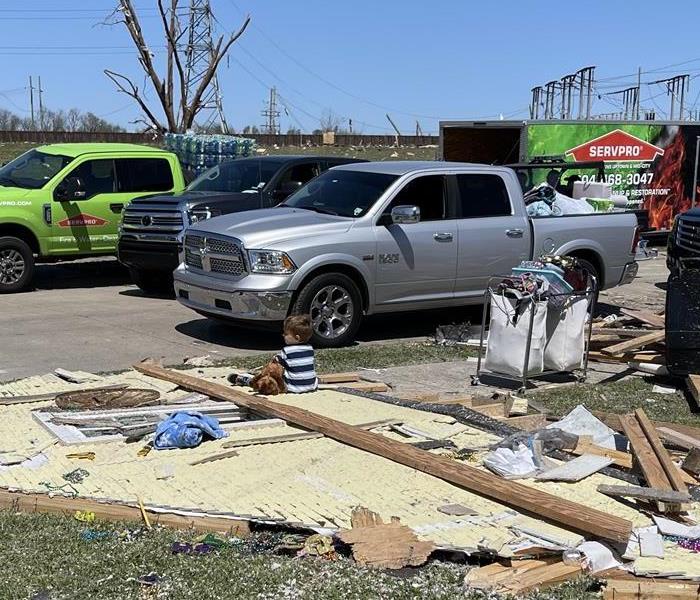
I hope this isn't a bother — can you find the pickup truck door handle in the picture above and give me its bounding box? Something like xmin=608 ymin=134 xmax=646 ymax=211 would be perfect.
xmin=506 ymin=228 xmax=524 ymax=238
xmin=110 ymin=203 xmax=124 ymax=213
xmin=433 ymin=232 xmax=453 ymax=242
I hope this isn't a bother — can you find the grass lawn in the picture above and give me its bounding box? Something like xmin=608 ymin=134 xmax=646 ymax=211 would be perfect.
xmin=0 ymin=511 xmax=601 ymax=600
xmin=203 ymin=342 xmax=475 ymax=375
xmin=532 ymin=376 xmax=700 ymax=426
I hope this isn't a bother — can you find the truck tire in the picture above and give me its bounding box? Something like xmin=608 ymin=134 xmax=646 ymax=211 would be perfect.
xmin=128 ymin=267 xmax=174 ymax=296
xmin=0 ymin=236 xmax=35 ymax=293
xmin=571 ymin=258 xmax=599 ymax=285
xmin=291 ymin=273 xmax=363 ymax=348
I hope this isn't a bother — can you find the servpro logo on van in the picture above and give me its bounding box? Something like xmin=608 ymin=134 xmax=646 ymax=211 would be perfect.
xmin=58 ymin=214 xmax=108 ymax=227
xmin=565 ymin=129 xmax=665 ymax=162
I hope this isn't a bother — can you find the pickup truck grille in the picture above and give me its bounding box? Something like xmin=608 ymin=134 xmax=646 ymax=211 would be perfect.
xmin=122 ymin=207 xmax=184 ymax=234
xmin=676 ymin=217 xmax=700 ymax=255
xmin=183 ymin=233 xmax=246 ymax=276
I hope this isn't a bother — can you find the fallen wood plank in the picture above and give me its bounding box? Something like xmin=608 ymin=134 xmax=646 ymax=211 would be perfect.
xmin=134 ymin=361 xmax=634 ymax=543
xmin=497 ymin=413 xmax=546 ymax=432
xmin=620 ymin=308 xmax=665 ymax=328
xmin=591 ymin=329 xmax=662 ymax=342
xmin=635 ymin=409 xmax=688 ymax=494
xmin=0 ymin=488 xmax=249 ymax=536
xmin=337 ymin=507 xmax=434 ymax=569
xmin=501 ymin=562 xmax=583 ymax=595
xmin=318 ymin=372 xmax=360 ymax=384
xmin=601 ymin=331 xmax=665 ymax=356
xmin=536 ymin=454 xmax=613 ymax=482
xmin=656 ymin=427 xmax=700 ymax=451
xmin=619 ymin=414 xmax=672 ymax=491
xmin=604 ymin=578 xmax=700 ymax=600
xmin=572 ymin=438 xmax=633 ymax=469
xmin=470 ymin=402 xmax=506 ymax=418
xmin=588 ymin=351 xmax=664 ymax=365
xmin=335 ymin=381 xmax=390 ymax=393
xmin=595 ymin=412 xmax=700 ymax=441
xmin=464 ymin=557 xmax=560 ymax=590
xmin=597 ymin=484 xmax=691 ymax=504
xmin=687 ymin=374 xmax=700 ymax=411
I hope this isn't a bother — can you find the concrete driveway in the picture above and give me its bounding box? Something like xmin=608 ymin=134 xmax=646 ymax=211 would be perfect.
xmin=0 ymin=258 xmax=486 ymax=381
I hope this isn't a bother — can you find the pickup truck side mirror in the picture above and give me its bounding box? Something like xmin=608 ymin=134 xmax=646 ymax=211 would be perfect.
xmin=391 ymin=205 xmax=421 ymax=225
xmin=274 ymin=180 xmax=303 ymax=200
xmin=54 ymin=176 xmax=86 ymax=202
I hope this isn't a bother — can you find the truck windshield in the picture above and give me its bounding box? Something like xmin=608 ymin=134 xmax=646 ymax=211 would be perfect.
xmin=188 ymin=160 xmax=279 ymax=193
xmin=0 ymin=149 xmax=72 ymax=189
xmin=281 ymin=170 xmax=398 ymax=217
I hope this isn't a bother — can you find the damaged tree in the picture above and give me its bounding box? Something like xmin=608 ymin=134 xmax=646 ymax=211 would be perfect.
xmin=104 ymin=0 xmax=250 ymax=132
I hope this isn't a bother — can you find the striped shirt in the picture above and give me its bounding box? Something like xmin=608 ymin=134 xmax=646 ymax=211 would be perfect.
xmin=277 ymin=344 xmax=318 ymax=393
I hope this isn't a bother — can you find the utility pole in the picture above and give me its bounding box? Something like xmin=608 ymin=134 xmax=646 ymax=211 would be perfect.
xmin=28 ymin=76 xmax=35 ymax=130
xmin=574 ymin=66 xmax=595 ymax=119
xmin=385 ymin=113 xmax=401 ymax=145
xmin=37 ymin=76 xmax=44 ymax=128
xmin=415 ymin=120 xmax=423 ymax=137
xmin=636 ymin=67 xmax=642 ymax=119
xmin=184 ymin=0 xmax=229 ymax=133
xmin=261 ymin=87 xmax=280 ymax=134
xmin=652 ymin=74 xmax=689 ymax=120
xmin=530 ymin=86 xmax=542 ymax=119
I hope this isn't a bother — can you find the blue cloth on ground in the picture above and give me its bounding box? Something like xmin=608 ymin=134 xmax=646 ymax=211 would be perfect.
xmin=153 ymin=411 xmax=228 ymax=450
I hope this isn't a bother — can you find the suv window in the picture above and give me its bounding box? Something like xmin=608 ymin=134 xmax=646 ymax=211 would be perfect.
xmin=384 ymin=175 xmax=448 ymax=221
xmin=63 ymin=159 xmax=116 ymax=198
xmin=115 ymin=158 xmax=173 ymax=192
xmin=455 ymin=174 xmax=511 ymax=218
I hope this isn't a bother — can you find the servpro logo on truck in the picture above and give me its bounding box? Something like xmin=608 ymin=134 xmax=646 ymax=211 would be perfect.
xmin=566 ymin=129 xmax=665 ymax=162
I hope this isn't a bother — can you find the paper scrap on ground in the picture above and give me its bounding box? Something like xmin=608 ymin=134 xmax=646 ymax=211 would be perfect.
xmin=547 ymin=405 xmax=616 ymax=449
xmin=653 ymin=515 xmax=700 ymax=539
xmin=652 ymin=384 xmax=677 ymax=395
xmin=638 ymin=526 xmax=664 ymax=558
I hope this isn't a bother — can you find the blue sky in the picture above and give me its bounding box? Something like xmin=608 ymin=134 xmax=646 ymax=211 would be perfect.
xmin=1 ymin=0 xmax=700 ymax=133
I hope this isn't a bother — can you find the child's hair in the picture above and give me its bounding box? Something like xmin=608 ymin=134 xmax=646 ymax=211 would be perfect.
xmin=284 ymin=314 xmax=313 ymax=343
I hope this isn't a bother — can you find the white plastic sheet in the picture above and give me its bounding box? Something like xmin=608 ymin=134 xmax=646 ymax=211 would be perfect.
xmin=482 ymin=444 xmax=538 ymax=479
xmin=546 ymin=405 xmax=617 ymax=449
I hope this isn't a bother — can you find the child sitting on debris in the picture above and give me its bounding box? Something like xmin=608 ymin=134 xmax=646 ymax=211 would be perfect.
xmin=230 ymin=315 xmax=318 ymax=394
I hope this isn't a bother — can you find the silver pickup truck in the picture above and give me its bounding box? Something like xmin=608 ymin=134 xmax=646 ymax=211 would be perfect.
xmin=173 ymin=161 xmax=639 ymax=347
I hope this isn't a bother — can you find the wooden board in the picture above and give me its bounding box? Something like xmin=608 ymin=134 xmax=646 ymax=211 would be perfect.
xmin=619 ymin=414 xmax=672 ymax=491
xmin=595 ymin=412 xmax=700 ymax=441
xmin=0 ymin=384 xmax=126 ymax=406
xmin=597 ymin=484 xmax=691 ymax=504
xmin=134 ymin=361 xmax=634 ymax=543
xmin=687 ymin=374 xmax=700 ymax=410
xmin=601 ymin=331 xmax=665 ymax=356
xmin=656 ymin=427 xmax=700 ymax=451
xmin=464 ymin=557 xmax=560 ymax=590
xmin=635 ymin=409 xmax=688 ymax=493
xmin=501 ymin=562 xmax=583 ymax=595
xmin=604 ymin=579 xmax=700 ymax=600
xmin=620 ymin=308 xmax=665 ymax=328
xmin=498 ymin=413 xmax=546 ymax=432
xmin=572 ymin=438 xmax=633 ymax=469
xmin=588 ymin=351 xmax=664 ymax=365
xmin=0 ymin=488 xmax=249 ymax=536
xmin=318 ymin=372 xmax=360 ymax=384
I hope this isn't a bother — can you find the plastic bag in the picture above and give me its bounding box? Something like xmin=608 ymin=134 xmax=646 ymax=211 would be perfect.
xmin=552 ymin=192 xmax=594 ymax=215
xmin=544 ymin=297 xmax=588 ymax=371
xmin=483 ymin=444 xmax=538 ymax=479
xmin=485 ymin=292 xmax=548 ymax=377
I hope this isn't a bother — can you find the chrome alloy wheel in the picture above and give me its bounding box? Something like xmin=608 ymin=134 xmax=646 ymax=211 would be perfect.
xmin=310 ymin=284 xmax=354 ymax=339
xmin=0 ymin=249 xmax=24 ymax=284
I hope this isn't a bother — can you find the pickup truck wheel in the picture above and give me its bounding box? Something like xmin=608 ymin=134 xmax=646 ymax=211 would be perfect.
xmin=0 ymin=237 xmax=34 ymax=293
xmin=292 ymin=273 xmax=362 ymax=348
xmin=128 ymin=267 xmax=174 ymax=296
xmin=571 ymin=258 xmax=599 ymax=285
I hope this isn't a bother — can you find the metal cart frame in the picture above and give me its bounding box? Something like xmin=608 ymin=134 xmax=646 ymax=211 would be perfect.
xmin=472 ymin=274 xmax=599 ymax=394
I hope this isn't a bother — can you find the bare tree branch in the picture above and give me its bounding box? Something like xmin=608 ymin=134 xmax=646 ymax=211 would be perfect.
xmin=157 ymin=0 xmax=188 ymax=125
xmin=104 ymin=69 xmax=165 ymax=132
xmin=184 ymin=14 xmax=251 ymax=129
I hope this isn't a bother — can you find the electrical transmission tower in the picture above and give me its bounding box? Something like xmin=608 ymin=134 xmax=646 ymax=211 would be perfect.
xmin=184 ymin=0 xmax=229 ymax=133
xmin=650 ymin=74 xmax=690 ymax=120
xmin=261 ymin=87 xmax=280 ymax=134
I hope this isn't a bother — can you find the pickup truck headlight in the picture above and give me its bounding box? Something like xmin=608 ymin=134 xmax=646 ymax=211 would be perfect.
xmin=248 ymin=250 xmax=296 ymax=274
xmin=187 ymin=208 xmax=211 ymax=224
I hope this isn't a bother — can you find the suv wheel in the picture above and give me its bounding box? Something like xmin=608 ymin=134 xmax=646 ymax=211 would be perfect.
xmin=128 ymin=267 xmax=174 ymax=296
xmin=291 ymin=273 xmax=362 ymax=348
xmin=0 ymin=236 xmax=34 ymax=293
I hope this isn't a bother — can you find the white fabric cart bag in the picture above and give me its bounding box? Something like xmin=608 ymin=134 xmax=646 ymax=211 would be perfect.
xmin=544 ymin=296 xmax=588 ymax=372
xmin=485 ymin=291 xmax=548 ymax=377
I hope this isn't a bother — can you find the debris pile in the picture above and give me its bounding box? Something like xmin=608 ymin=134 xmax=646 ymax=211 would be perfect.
xmin=2 ymin=358 xmax=700 ymax=598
